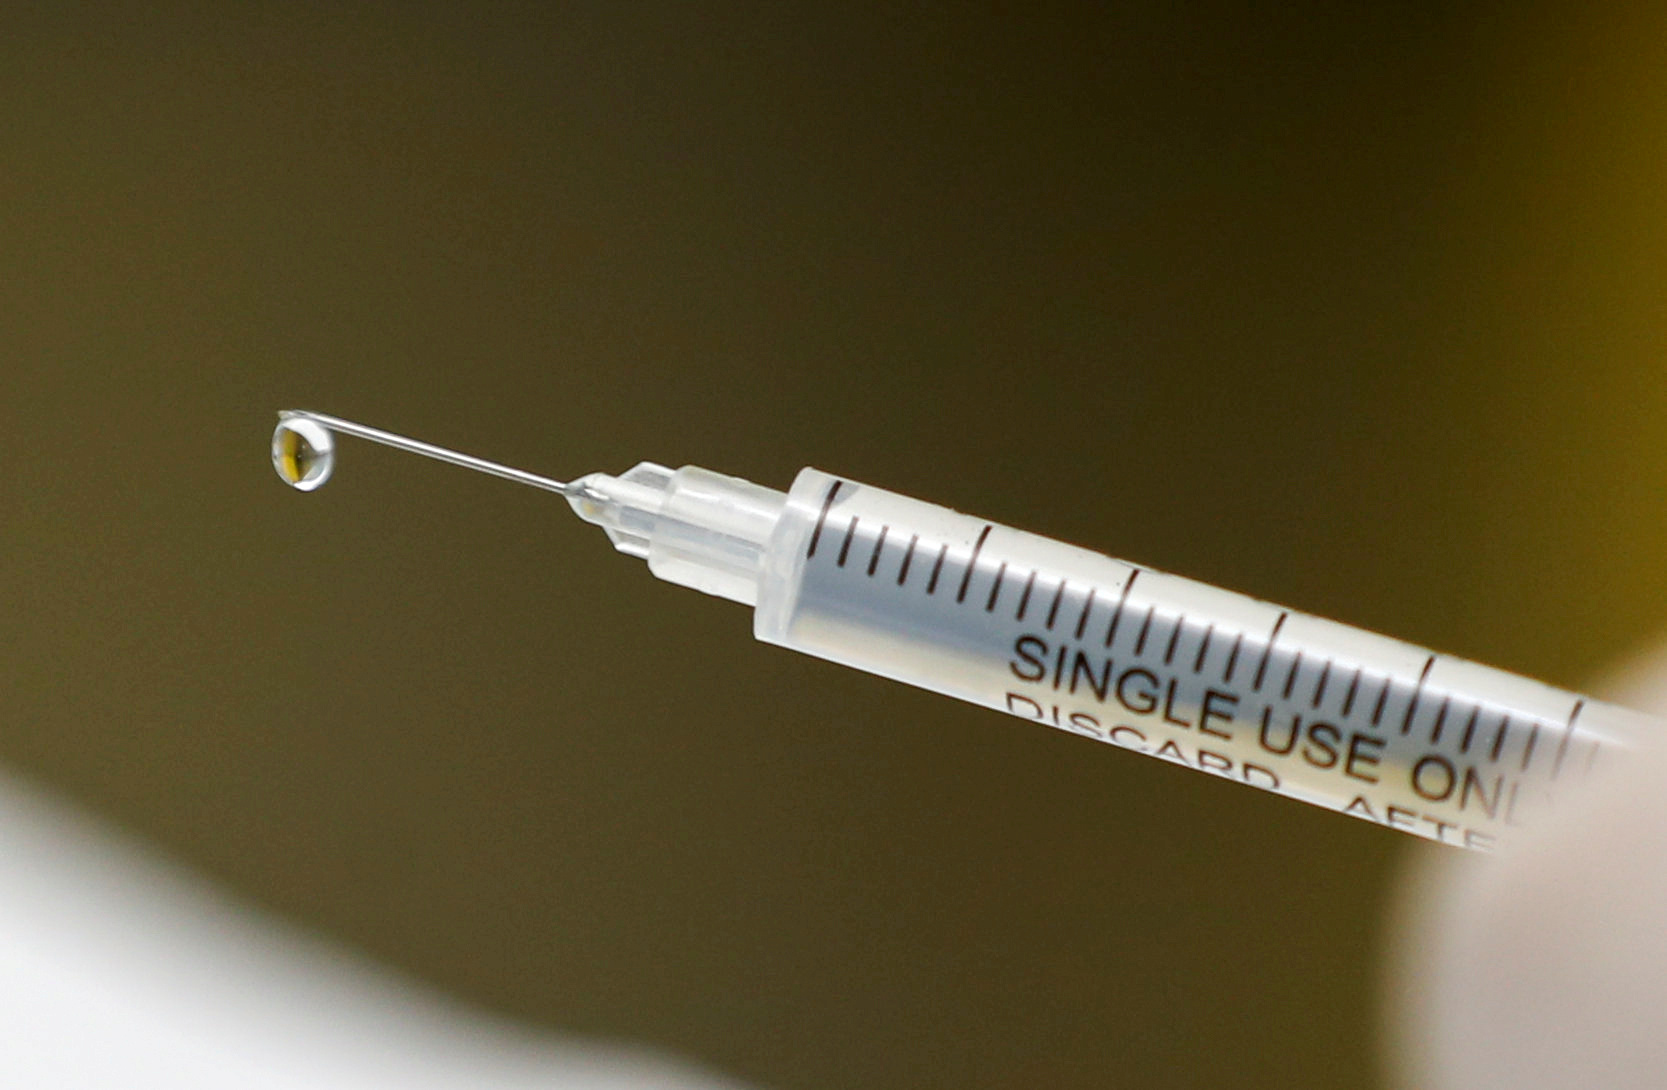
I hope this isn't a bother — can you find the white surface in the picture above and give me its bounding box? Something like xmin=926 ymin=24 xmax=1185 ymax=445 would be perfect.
xmin=0 ymin=774 xmax=748 ymax=1089
xmin=1390 ymin=639 xmax=1667 ymax=1089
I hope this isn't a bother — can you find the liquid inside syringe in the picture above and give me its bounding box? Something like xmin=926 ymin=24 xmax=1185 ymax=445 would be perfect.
xmin=273 ymin=410 xmax=1660 ymax=849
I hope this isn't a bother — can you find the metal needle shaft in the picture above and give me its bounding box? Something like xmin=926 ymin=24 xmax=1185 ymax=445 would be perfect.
xmin=278 ymin=410 xmax=574 ymax=496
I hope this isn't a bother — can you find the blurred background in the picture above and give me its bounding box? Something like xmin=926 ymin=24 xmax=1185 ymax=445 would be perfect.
xmin=4 ymin=4 xmax=1667 ymax=1087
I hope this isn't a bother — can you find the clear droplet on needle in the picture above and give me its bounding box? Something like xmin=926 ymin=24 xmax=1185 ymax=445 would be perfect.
xmin=271 ymin=416 xmax=335 ymax=491
xmin=270 ymin=410 xmax=575 ymax=497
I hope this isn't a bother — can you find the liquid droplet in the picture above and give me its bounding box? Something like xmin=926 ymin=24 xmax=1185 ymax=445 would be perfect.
xmin=271 ymin=417 xmax=335 ymax=491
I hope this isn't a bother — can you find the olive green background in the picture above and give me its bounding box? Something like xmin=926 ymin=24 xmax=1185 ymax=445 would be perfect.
xmin=5 ymin=5 xmax=1667 ymax=1088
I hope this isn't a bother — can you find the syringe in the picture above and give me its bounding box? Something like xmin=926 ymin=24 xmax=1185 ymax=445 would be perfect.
xmin=273 ymin=410 xmax=1660 ymax=849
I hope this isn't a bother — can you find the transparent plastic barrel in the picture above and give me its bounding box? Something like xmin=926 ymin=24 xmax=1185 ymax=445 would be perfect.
xmin=755 ymin=469 xmax=1653 ymax=849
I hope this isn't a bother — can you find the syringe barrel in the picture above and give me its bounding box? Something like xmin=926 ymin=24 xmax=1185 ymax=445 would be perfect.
xmin=754 ymin=469 xmax=1655 ymax=848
